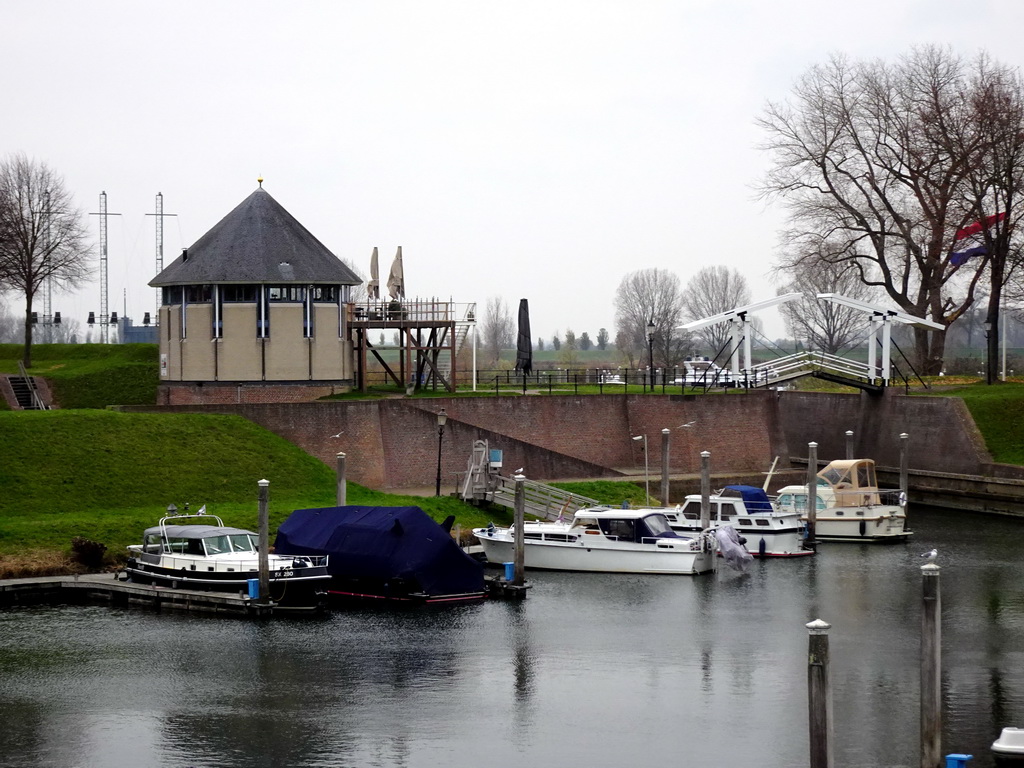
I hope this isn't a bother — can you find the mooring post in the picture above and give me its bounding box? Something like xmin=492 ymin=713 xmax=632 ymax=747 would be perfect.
xmin=700 ymin=450 xmax=711 ymax=529
xmin=336 ymin=452 xmax=347 ymax=506
xmin=807 ymin=442 xmax=818 ymax=547
xmin=257 ymin=478 xmax=270 ymax=604
xmin=807 ymin=619 xmax=834 ymax=768
xmin=513 ymin=472 xmax=526 ymax=586
xmin=661 ymin=428 xmax=671 ymax=507
xmin=900 ymin=433 xmax=910 ymax=508
xmin=845 ymin=430 xmax=854 ymax=460
xmin=922 ymin=562 xmax=942 ymax=768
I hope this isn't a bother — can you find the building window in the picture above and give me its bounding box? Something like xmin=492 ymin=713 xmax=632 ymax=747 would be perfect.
xmin=162 ymin=286 xmax=183 ymax=306
xmin=213 ymin=285 xmax=223 ymax=339
xmin=257 ymin=287 xmax=269 ymax=338
xmin=310 ymin=285 xmax=338 ymax=303
xmin=222 ymin=285 xmax=258 ymax=302
xmin=185 ymin=284 xmax=212 ymax=303
xmin=268 ymin=285 xmax=305 ymax=302
xmin=304 ymin=289 xmax=313 ymax=338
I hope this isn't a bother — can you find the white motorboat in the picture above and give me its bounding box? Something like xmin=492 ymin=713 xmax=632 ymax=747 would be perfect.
xmin=472 ymin=508 xmax=717 ymax=575
xmin=124 ymin=510 xmax=332 ymax=610
xmin=665 ymin=485 xmax=813 ymax=557
xmin=774 ymin=458 xmax=912 ymax=542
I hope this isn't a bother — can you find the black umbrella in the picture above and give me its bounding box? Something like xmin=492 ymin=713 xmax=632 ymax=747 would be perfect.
xmin=514 ymin=298 xmax=532 ymax=374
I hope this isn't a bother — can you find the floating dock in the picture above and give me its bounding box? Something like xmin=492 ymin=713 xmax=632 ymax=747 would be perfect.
xmin=0 ymin=573 xmax=281 ymax=617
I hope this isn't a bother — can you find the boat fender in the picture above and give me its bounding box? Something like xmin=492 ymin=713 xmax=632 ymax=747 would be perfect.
xmin=859 ymin=520 xmax=866 ymax=537
xmin=758 ymin=538 xmax=767 ymax=557
xmin=738 ymin=536 xmax=747 ymax=546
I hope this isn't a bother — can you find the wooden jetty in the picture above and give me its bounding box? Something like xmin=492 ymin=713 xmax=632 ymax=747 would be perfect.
xmin=0 ymin=573 xmax=282 ymax=617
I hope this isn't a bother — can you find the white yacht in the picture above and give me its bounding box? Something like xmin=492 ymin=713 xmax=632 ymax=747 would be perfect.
xmin=774 ymin=459 xmax=912 ymax=542
xmin=472 ymin=508 xmax=717 ymax=575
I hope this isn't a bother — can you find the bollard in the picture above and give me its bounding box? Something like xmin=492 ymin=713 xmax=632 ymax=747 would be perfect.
xmin=807 ymin=619 xmax=834 ymax=768
xmin=336 ymin=452 xmax=347 ymax=506
xmin=257 ymin=479 xmax=270 ymax=604
xmin=700 ymin=451 xmax=711 ymax=529
xmin=845 ymin=430 xmax=854 ymax=460
xmin=661 ymin=428 xmax=671 ymax=507
xmin=922 ymin=562 xmax=942 ymax=768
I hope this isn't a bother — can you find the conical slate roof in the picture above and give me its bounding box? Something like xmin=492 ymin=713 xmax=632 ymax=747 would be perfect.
xmin=150 ymin=188 xmax=361 ymax=286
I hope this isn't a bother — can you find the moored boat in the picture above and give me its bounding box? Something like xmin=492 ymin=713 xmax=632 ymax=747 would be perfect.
xmin=124 ymin=510 xmax=331 ymax=610
xmin=274 ymin=505 xmax=487 ymax=604
xmin=774 ymin=458 xmax=912 ymax=542
xmin=666 ymin=485 xmax=813 ymax=557
xmin=472 ymin=508 xmax=717 ymax=575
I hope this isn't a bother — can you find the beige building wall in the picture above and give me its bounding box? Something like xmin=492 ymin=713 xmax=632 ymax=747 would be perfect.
xmin=265 ymin=305 xmax=306 ymax=379
xmin=219 ymin=304 xmax=262 ymax=380
xmin=310 ymin=303 xmax=347 ymax=379
xmin=159 ymin=298 xmax=353 ymax=383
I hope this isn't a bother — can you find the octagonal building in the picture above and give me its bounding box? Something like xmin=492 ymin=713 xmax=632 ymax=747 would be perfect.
xmin=150 ymin=186 xmax=362 ymax=404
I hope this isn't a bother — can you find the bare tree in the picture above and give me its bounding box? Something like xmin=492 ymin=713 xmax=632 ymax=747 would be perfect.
xmin=758 ymin=47 xmax=1024 ymax=376
xmin=480 ymin=296 xmax=513 ymax=365
xmin=681 ymin=266 xmax=752 ymax=352
xmin=776 ymin=261 xmax=877 ymax=354
xmin=613 ymin=268 xmax=690 ymax=368
xmin=0 ymin=154 xmax=90 ymax=367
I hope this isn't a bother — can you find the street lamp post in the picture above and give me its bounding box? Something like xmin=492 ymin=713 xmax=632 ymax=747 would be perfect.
xmin=632 ymin=434 xmax=649 ymax=504
xmin=435 ymin=408 xmax=447 ymax=497
xmin=647 ymin=319 xmax=656 ymax=391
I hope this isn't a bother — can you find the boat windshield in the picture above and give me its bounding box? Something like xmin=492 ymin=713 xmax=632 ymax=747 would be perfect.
xmin=202 ymin=533 xmax=257 ymax=555
xmin=643 ymin=513 xmax=674 ymax=536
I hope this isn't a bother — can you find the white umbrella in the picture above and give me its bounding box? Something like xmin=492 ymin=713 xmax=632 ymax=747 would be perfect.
xmin=368 ymin=247 xmax=380 ymax=300
xmin=387 ymin=246 xmax=405 ymax=300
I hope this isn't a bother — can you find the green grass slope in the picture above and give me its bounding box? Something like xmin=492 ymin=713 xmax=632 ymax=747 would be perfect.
xmin=0 ymin=410 xmax=507 ymax=564
xmin=926 ymin=381 xmax=1024 ymax=465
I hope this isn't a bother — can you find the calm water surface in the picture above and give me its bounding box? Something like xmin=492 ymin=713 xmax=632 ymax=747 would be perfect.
xmin=1 ymin=506 xmax=1023 ymax=768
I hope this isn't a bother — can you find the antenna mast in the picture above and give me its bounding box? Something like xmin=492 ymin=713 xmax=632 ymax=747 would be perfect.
xmin=89 ymin=192 xmax=122 ymax=343
xmin=146 ymin=192 xmax=177 ymax=325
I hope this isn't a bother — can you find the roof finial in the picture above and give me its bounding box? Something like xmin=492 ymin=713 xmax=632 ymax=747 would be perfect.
xmin=257 ymin=176 xmax=263 ymax=188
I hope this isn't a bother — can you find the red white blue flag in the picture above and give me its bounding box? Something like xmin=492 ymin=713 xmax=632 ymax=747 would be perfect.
xmin=951 ymin=212 xmax=1005 ymax=265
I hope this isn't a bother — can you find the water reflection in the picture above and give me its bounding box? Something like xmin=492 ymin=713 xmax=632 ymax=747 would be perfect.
xmin=1 ymin=507 xmax=1023 ymax=767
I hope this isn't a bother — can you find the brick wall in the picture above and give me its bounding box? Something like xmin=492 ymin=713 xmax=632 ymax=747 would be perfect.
xmin=159 ymin=382 xmax=351 ymax=405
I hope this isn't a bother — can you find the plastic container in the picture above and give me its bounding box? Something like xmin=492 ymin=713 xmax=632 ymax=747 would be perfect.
xmin=247 ymin=579 xmax=260 ymax=599
xmin=503 ymin=562 xmax=514 ymax=581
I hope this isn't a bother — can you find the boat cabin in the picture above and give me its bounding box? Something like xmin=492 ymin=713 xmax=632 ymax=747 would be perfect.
xmin=566 ymin=509 xmax=681 ymax=543
xmin=815 ymin=459 xmax=882 ymax=506
xmin=674 ymin=485 xmax=777 ymax=526
xmin=142 ymin=524 xmax=259 ymax=557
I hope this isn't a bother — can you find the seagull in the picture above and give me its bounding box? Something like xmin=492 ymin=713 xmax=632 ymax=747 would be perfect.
xmin=678 ymin=421 xmax=696 ymax=428
xmin=920 ymin=549 xmax=938 ymax=563
xmin=329 ymin=431 xmax=344 ymax=438
xmin=514 ymin=467 xmax=524 ymax=474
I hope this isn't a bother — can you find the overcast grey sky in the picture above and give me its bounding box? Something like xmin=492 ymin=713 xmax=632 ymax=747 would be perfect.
xmin=5 ymin=1 xmax=1023 ymax=343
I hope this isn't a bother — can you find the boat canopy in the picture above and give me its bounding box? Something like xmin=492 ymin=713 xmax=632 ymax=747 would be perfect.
xmin=816 ymin=459 xmax=881 ymax=506
xmin=274 ymin=506 xmax=484 ymax=597
xmin=721 ymin=485 xmax=774 ymax=514
xmin=143 ymin=524 xmax=253 ymax=540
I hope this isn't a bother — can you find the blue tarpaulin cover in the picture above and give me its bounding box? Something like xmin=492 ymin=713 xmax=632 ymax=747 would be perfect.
xmin=274 ymin=506 xmax=484 ymax=599
xmin=723 ymin=485 xmax=774 ymax=514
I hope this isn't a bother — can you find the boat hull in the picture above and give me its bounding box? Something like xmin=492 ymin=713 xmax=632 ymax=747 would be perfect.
xmin=474 ymin=533 xmax=716 ymax=575
xmin=807 ymin=510 xmax=912 ymax=542
xmin=123 ymin=559 xmax=331 ymax=610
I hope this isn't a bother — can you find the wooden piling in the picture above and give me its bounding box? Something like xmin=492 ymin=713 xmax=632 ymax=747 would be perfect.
xmin=900 ymin=433 xmax=909 ymax=506
xmin=700 ymin=451 xmax=711 ymax=529
xmin=921 ymin=563 xmax=942 ymax=768
xmin=513 ymin=474 xmax=526 ymax=586
xmin=661 ymin=428 xmax=671 ymax=507
xmin=807 ymin=618 xmax=834 ymax=768
xmin=257 ymin=479 xmax=270 ymax=603
xmin=336 ymin=452 xmax=347 ymax=506
xmin=806 ymin=442 xmax=818 ymax=546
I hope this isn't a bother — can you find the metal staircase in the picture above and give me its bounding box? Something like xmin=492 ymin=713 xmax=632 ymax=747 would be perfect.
xmin=434 ymin=302 xmax=475 ymax=384
xmin=10 ymin=362 xmax=49 ymax=409
xmin=457 ymin=439 xmax=599 ymax=522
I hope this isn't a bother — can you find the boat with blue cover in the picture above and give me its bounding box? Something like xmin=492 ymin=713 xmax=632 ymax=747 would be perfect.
xmin=666 ymin=485 xmax=813 ymax=557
